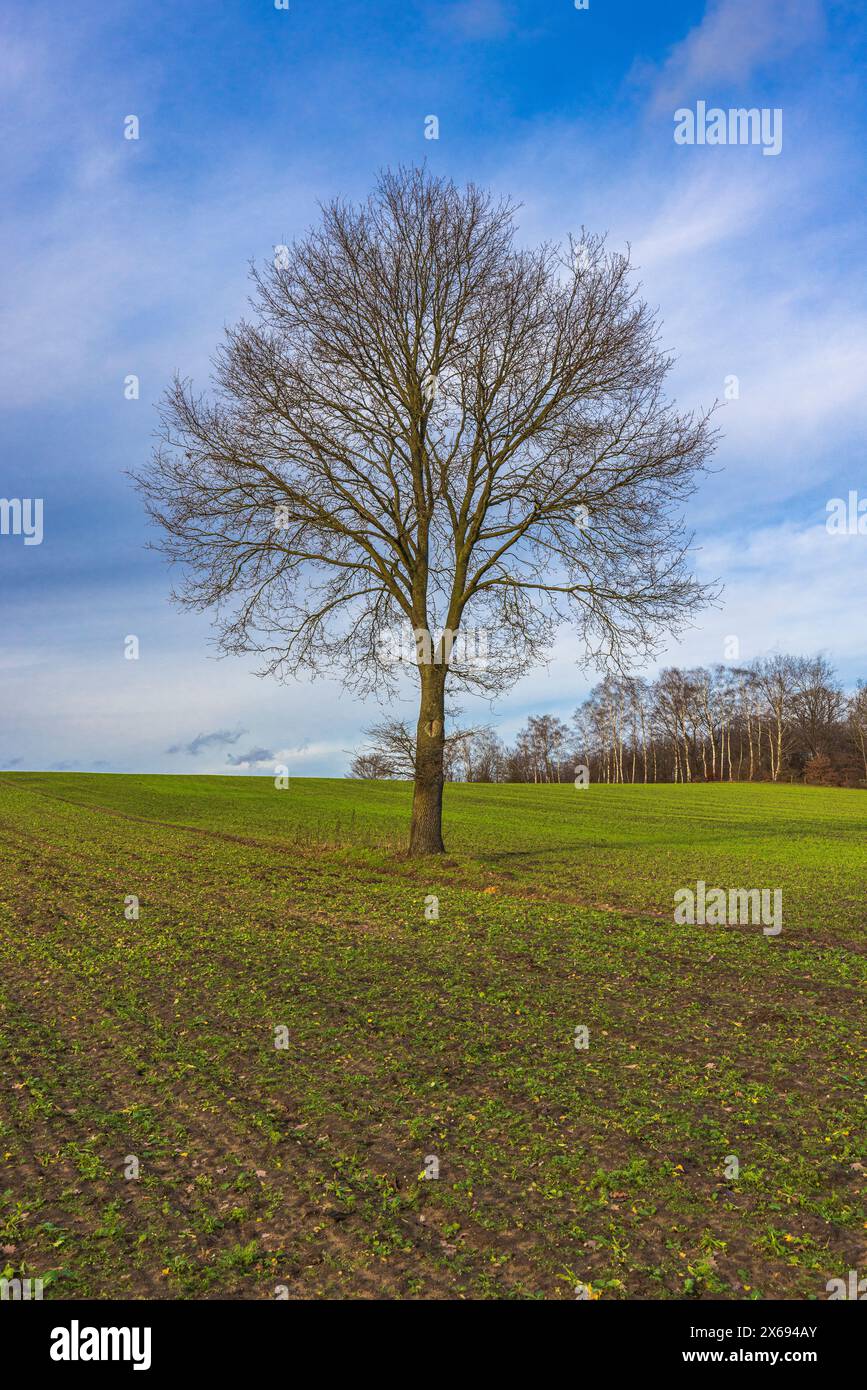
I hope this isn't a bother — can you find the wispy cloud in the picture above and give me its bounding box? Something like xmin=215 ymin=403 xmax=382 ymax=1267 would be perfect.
xmin=226 ymin=746 xmax=274 ymax=768
xmin=168 ymin=728 xmax=246 ymax=756
xmin=643 ymin=0 xmax=824 ymax=110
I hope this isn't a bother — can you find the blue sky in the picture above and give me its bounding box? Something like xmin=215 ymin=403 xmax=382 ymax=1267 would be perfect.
xmin=2 ymin=0 xmax=866 ymax=775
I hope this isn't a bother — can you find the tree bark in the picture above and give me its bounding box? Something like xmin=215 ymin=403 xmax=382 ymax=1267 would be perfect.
xmin=409 ymin=666 xmax=447 ymax=855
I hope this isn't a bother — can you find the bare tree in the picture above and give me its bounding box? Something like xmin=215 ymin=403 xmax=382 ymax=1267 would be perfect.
xmin=847 ymin=683 xmax=867 ymax=783
xmin=349 ymin=715 xmax=488 ymax=783
xmin=349 ymin=717 xmax=417 ymax=779
xmin=467 ymin=727 xmax=506 ymax=783
xmin=789 ymin=655 xmax=843 ymax=761
xmin=752 ymin=655 xmax=800 ymax=782
xmin=521 ymin=713 xmax=571 ymax=783
xmin=348 ymin=749 xmax=398 ymax=779
xmin=134 ymin=167 xmax=717 ymax=854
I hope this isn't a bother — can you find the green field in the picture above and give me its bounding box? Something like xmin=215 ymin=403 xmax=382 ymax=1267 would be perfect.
xmin=1 ymin=773 xmax=865 ymax=1300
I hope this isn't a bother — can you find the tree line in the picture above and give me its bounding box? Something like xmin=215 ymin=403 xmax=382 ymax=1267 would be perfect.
xmin=351 ymin=655 xmax=867 ymax=787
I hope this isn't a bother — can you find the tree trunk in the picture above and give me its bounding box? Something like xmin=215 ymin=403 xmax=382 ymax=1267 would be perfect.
xmin=409 ymin=666 xmax=447 ymax=855
xmin=726 ymin=724 xmax=733 ymax=781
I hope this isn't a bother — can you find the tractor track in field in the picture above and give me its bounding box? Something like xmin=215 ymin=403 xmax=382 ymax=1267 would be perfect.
xmin=2 ymin=776 xmax=866 ymax=1299
xmin=0 ymin=946 xmax=513 ymax=1300
xmin=0 ymin=822 xmax=544 ymax=1299
xmin=2 ymin=778 xmax=862 ymax=953
xmin=0 ymin=778 xmax=291 ymax=853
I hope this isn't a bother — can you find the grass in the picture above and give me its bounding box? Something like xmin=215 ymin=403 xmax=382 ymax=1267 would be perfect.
xmin=0 ymin=772 xmax=864 ymax=1300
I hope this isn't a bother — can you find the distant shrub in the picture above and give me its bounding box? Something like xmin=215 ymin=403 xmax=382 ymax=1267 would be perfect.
xmin=805 ymin=753 xmax=842 ymax=786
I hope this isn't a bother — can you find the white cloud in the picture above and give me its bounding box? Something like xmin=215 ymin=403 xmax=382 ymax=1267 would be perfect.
xmin=488 ymin=85 xmax=867 ymax=525
xmin=646 ymin=0 xmax=824 ymax=110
